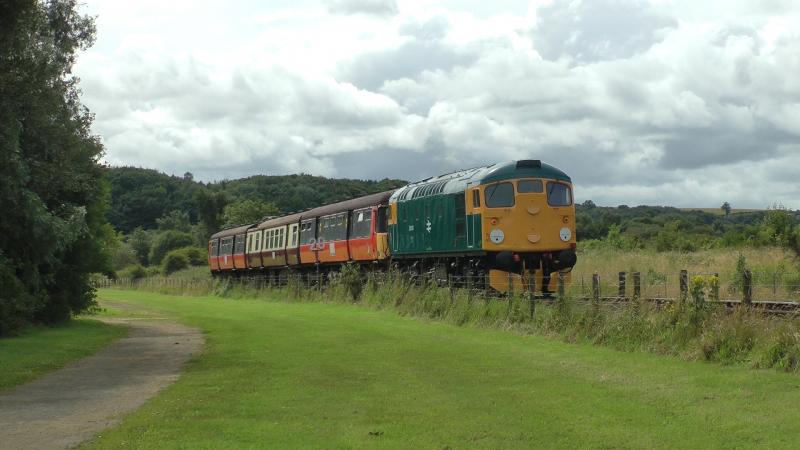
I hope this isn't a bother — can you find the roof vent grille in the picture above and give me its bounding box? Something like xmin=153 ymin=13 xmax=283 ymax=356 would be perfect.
xmin=517 ymin=160 xmax=542 ymax=169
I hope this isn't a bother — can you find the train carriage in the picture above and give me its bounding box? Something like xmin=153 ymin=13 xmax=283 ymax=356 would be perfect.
xmin=209 ymin=224 xmax=254 ymax=272
xmin=248 ymin=213 xmax=302 ymax=269
xmin=297 ymin=191 xmax=393 ymax=267
xmin=208 ymin=159 xmax=577 ymax=294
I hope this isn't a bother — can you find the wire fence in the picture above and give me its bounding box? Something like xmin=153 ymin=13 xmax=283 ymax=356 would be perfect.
xmin=95 ymin=266 xmax=800 ymax=313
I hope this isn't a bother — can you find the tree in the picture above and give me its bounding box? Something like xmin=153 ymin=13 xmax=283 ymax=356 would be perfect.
xmin=149 ymin=230 xmax=195 ymax=266
xmin=0 ymin=0 xmax=112 ymax=334
xmin=156 ymin=210 xmax=191 ymax=232
xmin=222 ymin=199 xmax=278 ymax=228
xmin=128 ymin=227 xmax=152 ymax=265
xmin=194 ymin=189 xmax=229 ymax=238
xmin=721 ymin=202 xmax=732 ymax=217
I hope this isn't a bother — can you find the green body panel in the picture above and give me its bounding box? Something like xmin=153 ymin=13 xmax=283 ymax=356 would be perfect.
xmin=390 ymin=193 xmax=483 ymax=256
xmin=465 ymin=213 xmax=482 ymax=250
xmin=387 ymin=160 xmax=568 ymax=257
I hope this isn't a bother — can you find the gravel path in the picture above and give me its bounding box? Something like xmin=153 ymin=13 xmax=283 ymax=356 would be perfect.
xmin=0 ymin=313 xmax=203 ymax=450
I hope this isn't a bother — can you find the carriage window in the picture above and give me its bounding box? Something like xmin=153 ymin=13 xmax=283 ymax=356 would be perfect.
xmin=234 ymin=234 xmax=246 ymax=254
xmin=484 ymin=182 xmax=515 ymax=208
xmin=472 ymin=189 xmax=480 ymax=208
xmin=547 ymin=182 xmax=572 ymax=206
xmin=300 ymin=220 xmax=315 ymax=244
xmin=350 ymin=208 xmax=372 ymax=238
xmin=518 ymin=179 xmax=543 ymax=193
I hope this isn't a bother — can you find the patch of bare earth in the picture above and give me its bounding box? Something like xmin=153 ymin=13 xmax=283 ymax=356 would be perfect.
xmin=0 ymin=315 xmax=203 ymax=450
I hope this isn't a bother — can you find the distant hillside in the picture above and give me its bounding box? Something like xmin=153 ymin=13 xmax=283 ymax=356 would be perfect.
xmin=105 ymin=167 xmax=406 ymax=233
xmin=679 ymin=208 xmax=764 ymax=216
xmin=105 ymin=166 xmax=797 ymax=252
xmin=576 ymin=202 xmax=800 ymax=251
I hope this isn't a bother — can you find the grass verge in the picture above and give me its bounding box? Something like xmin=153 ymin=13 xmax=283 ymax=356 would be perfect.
xmin=87 ymin=289 xmax=800 ymax=448
xmin=0 ymin=318 xmax=127 ymax=391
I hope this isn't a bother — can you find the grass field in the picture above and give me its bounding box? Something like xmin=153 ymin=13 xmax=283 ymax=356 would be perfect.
xmin=85 ymin=289 xmax=800 ymax=448
xmin=0 ymin=319 xmax=127 ymax=392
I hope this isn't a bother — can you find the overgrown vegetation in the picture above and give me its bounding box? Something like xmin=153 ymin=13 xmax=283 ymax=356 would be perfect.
xmin=120 ymin=264 xmax=800 ymax=374
xmin=578 ymin=202 xmax=800 ymax=252
xmin=0 ymin=0 xmax=113 ymax=334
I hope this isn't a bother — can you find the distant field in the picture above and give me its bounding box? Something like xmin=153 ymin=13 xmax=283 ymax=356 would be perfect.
xmin=86 ymin=289 xmax=800 ymax=448
xmin=679 ymin=207 xmax=763 ymax=215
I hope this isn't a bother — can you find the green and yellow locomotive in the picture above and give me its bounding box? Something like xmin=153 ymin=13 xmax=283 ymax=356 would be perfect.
xmin=388 ymin=160 xmax=576 ymax=292
xmin=208 ymin=160 xmax=577 ymax=293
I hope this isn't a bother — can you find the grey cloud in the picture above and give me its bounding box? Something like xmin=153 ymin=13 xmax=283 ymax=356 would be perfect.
xmin=332 ymin=147 xmax=454 ymax=181
xmin=78 ymin=1 xmax=800 ymax=208
xmin=532 ymin=0 xmax=677 ymax=63
xmin=326 ymin=0 xmax=398 ymax=17
xmin=339 ymin=40 xmax=479 ymax=93
xmin=657 ymin=126 xmax=792 ymax=169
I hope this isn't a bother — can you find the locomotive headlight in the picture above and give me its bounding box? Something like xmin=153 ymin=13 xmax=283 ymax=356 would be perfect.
xmin=559 ymin=227 xmax=572 ymax=242
xmin=489 ymin=229 xmax=505 ymax=244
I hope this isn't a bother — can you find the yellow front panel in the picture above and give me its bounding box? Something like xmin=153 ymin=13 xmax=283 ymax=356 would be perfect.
xmin=480 ymin=178 xmax=576 ymax=253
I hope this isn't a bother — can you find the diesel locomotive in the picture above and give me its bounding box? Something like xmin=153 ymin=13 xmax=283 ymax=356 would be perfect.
xmin=207 ymin=160 xmax=577 ymax=292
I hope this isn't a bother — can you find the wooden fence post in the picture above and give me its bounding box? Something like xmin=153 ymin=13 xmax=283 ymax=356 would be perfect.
xmin=557 ymin=272 xmax=566 ymax=299
xmin=711 ymin=273 xmax=720 ymax=301
xmin=528 ymin=271 xmax=536 ymax=319
xmin=633 ymin=272 xmax=641 ymax=300
xmin=592 ymin=273 xmax=600 ymax=303
xmin=743 ymin=269 xmax=753 ymax=305
xmin=618 ymin=272 xmax=626 ymax=299
xmin=680 ymin=270 xmax=688 ymax=303
xmin=508 ymin=270 xmax=514 ymax=297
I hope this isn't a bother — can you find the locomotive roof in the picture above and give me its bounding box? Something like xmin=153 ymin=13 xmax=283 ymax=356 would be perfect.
xmin=389 ymin=160 xmax=571 ymax=203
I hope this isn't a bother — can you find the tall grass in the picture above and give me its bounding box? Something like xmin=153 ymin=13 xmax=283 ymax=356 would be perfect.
xmin=110 ymin=264 xmax=800 ymax=375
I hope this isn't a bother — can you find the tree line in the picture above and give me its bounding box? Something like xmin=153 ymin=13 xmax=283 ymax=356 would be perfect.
xmin=577 ymin=201 xmax=800 ymax=253
xmin=105 ymin=167 xmax=406 ymax=280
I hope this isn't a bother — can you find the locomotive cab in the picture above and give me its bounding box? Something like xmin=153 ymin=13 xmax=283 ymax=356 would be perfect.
xmin=469 ymin=160 xmax=578 ymax=293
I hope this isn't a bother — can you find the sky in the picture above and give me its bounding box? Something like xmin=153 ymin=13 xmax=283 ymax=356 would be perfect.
xmin=73 ymin=0 xmax=800 ymax=208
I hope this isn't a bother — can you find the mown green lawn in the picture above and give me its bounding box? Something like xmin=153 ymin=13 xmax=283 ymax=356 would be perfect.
xmin=88 ymin=289 xmax=800 ymax=448
xmin=0 ymin=318 xmax=127 ymax=392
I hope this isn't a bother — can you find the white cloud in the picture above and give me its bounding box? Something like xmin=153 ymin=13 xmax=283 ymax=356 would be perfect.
xmin=74 ymin=0 xmax=800 ymax=208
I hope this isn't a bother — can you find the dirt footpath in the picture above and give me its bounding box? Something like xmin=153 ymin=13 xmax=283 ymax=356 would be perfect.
xmin=0 ymin=314 xmax=204 ymax=450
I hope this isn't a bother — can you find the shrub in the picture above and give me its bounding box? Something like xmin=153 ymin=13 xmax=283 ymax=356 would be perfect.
xmin=110 ymin=241 xmax=138 ymax=271
xmin=149 ymin=230 xmax=195 ymax=265
xmin=162 ymin=252 xmax=190 ymax=275
xmin=119 ymin=264 xmax=147 ymax=280
xmin=758 ymin=324 xmax=800 ymax=372
xmin=337 ymin=263 xmax=363 ymax=301
xmin=699 ymin=308 xmax=758 ymax=364
xmin=167 ymin=247 xmax=207 ymax=266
